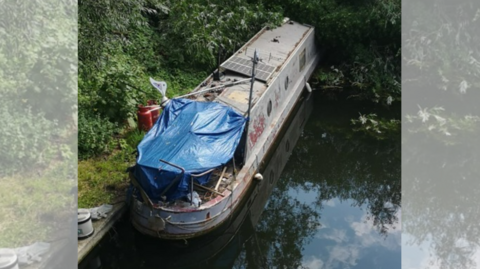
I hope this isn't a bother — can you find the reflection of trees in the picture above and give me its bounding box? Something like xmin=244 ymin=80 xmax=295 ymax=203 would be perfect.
xmin=403 ymin=137 xmax=480 ymax=269
xmin=402 ymin=0 xmax=480 ymax=268
xmin=228 ymin=186 xmax=320 ymax=269
xmin=232 ymin=97 xmax=401 ymax=268
xmin=283 ymin=99 xmax=401 ymax=236
xmin=256 ymin=187 xmax=321 ymax=268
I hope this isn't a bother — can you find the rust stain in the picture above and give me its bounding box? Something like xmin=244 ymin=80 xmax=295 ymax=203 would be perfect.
xmin=228 ymin=90 xmax=249 ymax=103
xmin=248 ymin=114 xmax=266 ymax=149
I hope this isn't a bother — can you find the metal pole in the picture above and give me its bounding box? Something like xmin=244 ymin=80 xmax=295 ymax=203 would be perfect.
xmin=244 ymin=50 xmax=259 ymax=162
xmin=214 ymin=44 xmax=222 ymax=81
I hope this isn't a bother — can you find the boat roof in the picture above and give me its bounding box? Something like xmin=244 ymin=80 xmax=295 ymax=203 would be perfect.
xmin=236 ymin=20 xmax=312 ymax=70
xmin=190 ymin=21 xmax=313 ymax=115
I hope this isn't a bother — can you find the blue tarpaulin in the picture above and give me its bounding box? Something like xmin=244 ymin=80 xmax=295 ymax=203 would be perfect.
xmin=133 ymin=98 xmax=246 ymax=202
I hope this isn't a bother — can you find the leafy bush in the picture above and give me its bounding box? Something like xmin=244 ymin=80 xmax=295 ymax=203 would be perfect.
xmin=0 ymin=102 xmax=58 ymax=176
xmin=0 ymin=0 xmax=77 ymax=124
xmin=0 ymin=0 xmax=77 ymax=177
xmin=160 ymin=0 xmax=283 ymax=68
xmin=79 ymin=45 xmax=151 ymax=122
xmin=79 ymin=0 xmax=168 ymax=124
xmin=78 ymin=109 xmax=118 ymax=159
xmin=265 ymin=0 xmax=401 ymax=104
xmin=77 ymin=0 xmax=402 ymax=156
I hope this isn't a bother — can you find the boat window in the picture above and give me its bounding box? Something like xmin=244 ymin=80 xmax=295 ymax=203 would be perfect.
xmin=299 ymin=48 xmax=306 ymax=72
xmin=267 ymin=100 xmax=272 ymax=117
xmin=285 ymin=76 xmax=289 ymax=91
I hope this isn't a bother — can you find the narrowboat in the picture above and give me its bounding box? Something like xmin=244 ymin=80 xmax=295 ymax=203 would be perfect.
xmin=132 ymin=95 xmax=313 ymax=269
xmin=128 ymin=18 xmax=320 ymax=239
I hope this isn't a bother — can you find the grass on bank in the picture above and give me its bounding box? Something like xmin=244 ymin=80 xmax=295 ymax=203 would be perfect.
xmin=78 ymin=68 xmax=207 ymax=208
xmin=78 ymin=129 xmax=145 ymax=208
xmin=0 ymin=164 xmax=75 ymax=248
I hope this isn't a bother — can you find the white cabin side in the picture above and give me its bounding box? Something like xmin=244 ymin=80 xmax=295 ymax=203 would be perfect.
xmin=187 ymin=20 xmax=319 ymax=162
xmin=241 ymin=23 xmax=317 ymax=159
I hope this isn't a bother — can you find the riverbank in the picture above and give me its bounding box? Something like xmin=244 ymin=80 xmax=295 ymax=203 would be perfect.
xmin=0 ymin=164 xmax=73 ymax=248
xmin=78 ymin=129 xmax=143 ymax=208
xmin=77 ymin=203 xmax=127 ymax=263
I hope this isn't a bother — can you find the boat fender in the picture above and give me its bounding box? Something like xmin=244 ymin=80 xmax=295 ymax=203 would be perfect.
xmin=254 ymin=173 xmax=263 ymax=181
xmin=306 ymin=82 xmax=313 ymax=93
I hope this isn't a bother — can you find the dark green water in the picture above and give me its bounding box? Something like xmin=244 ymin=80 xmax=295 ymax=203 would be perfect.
xmin=80 ymin=92 xmax=401 ymax=269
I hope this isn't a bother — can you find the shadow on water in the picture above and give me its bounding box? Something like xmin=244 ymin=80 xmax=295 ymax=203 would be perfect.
xmin=80 ymin=92 xmax=401 ymax=269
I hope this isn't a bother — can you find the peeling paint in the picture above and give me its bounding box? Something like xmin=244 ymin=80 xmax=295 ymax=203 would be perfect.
xmin=248 ymin=114 xmax=266 ymax=148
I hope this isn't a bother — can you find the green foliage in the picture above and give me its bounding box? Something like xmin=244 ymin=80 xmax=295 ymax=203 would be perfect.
xmin=124 ymin=130 xmax=146 ymax=150
xmin=78 ymin=128 xmax=146 ymax=207
xmin=351 ymin=113 xmax=400 ymax=140
xmin=151 ymin=68 xmax=209 ymax=97
xmin=79 ymin=45 xmax=151 ymax=122
xmin=160 ymin=0 xmax=283 ymax=68
xmin=0 ymin=0 xmax=77 ymax=123
xmin=78 ymin=154 xmax=132 ymax=208
xmin=403 ymin=1 xmax=480 ymax=146
xmin=0 ymin=104 xmax=58 ymax=176
xmin=78 ymin=0 xmax=401 ymax=157
xmin=264 ymin=0 xmax=401 ymax=105
xmin=78 ymin=0 xmax=282 ymax=158
xmin=79 ymin=0 xmax=171 ymax=124
xmin=0 ymin=1 xmax=77 ymax=177
xmin=78 ymin=110 xmax=119 ymax=159
xmin=78 ymin=0 xmax=168 ymax=68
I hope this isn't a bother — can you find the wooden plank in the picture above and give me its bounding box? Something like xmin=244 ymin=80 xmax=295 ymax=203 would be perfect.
xmin=193 ymin=183 xmax=225 ymax=197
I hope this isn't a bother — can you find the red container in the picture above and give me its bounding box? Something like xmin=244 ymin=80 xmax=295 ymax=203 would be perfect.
xmin=137 ymin=105 xmax=153 ymax=132
xmin=137 ymin=100 xmax=161 ymax=132
xmin=151 ymin=108 xmax=160 ymax=125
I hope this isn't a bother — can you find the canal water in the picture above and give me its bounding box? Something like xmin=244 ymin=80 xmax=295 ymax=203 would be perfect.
xmin=80 ymin=92 xmax=401 ymax=269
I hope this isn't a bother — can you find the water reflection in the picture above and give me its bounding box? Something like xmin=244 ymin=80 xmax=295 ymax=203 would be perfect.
xmin=403 ymin=137 xmax=480 ymax=269
xmin=79 ymin=93 xmax=401 ymax=269
xmin=250 ymin=96 xmax=401 ymax=269
xmin=402 ymin=0 xmax=480 ymax=268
